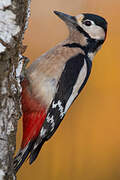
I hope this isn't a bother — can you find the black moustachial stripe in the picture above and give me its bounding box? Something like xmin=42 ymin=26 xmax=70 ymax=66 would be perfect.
xmin=75 ymin=26 xmax=104 ymax=53
xmin=76 ymin=24 xmax=91 ymax=39
xmin=63 ymin=43 xmax=87 ymax=53
xmin=63 ymin=43 xmax=82 ymax=48
xmin=63 ymin=38 xmax=104 ymax=54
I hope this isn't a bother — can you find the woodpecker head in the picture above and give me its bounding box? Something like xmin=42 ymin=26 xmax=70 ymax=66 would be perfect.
xmin=54 ymin=11 xmax=107 ymax=54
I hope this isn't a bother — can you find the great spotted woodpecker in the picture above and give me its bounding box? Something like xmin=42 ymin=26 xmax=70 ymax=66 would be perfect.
xmin=14 ymin=11 xmax=107 ymax=172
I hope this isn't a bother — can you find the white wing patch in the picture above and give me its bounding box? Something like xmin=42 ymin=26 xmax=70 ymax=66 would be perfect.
xmin=64 ymin=59 xmax=87 ymax=113
xmin=52 ymin=100 xmax=64 ymax=118
xmin=40 ymin=127 xmax=47 ymax=137
xmin=46 ymin=113 xmax=55 ymax=131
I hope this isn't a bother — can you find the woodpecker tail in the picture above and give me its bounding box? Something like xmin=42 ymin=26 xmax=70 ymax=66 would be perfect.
xmin=29 ymin=139 xmax=45 ymax=164
xmin=14 ymin=141 xmax=34 ymax=173
xmin=14 ymin=140 xmax=45 ymax=173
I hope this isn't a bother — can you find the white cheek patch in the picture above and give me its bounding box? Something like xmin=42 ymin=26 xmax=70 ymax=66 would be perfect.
xmin=80 ymin=23 xmax=105 ymax=40
xmin=87 ymin=25 xmax=105 ymax=40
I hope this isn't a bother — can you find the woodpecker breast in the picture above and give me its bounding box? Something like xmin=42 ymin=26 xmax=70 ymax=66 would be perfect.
xmin=26 ymin=40 xmax=85 ymax=109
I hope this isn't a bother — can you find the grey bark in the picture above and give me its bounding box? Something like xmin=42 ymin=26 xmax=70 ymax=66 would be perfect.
xmin=0 ymin=0 xmax=31 ymax=179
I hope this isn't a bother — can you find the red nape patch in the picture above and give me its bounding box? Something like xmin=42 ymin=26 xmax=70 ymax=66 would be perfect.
xmin=21 ymin=111 xmax=46 ymax=148
xmin=21 ymin=79 xmax=47 ymax=148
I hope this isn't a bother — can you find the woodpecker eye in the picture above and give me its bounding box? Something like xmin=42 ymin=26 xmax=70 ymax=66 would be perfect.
xmin=83 ymin=20 xmax=92 ymax=26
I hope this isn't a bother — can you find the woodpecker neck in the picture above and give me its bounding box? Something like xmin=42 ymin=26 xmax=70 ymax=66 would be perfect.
xmin=86 ymin=38 xmax=104 ymax=53
xmin=68 ymin=26 xmax=104 ymax=60
xmin=68 ymin=26 xmax=88 ymax=47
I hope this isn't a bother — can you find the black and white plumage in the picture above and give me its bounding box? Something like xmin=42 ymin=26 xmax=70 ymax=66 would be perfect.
xmin=14 ymin=11 xmax=107 ymax=172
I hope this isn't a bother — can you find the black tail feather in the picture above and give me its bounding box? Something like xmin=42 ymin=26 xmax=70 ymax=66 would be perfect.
xmin=14 ymin=140 xmax=45 ymax=173
xmin=29 ymin=140 xmax=45 ymax=164
xmin=14 ymin=141 xmax=34 ymax=173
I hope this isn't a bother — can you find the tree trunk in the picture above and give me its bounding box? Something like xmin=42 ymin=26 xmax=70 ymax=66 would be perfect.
xmin=0 ymin=0 xmax=31 ymax=179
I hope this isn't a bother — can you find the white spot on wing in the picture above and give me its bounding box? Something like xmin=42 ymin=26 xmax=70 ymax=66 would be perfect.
xmin=64 ymin=59 xmax=87 ymax=113
xmin=46 ymin=113 xmax=55 ymax=131
xmin=52 ymin=100 xmax=64 ymax=118
xmin=40 ymin=127 xmax=47 ymax=137
xmin=33 ymin=128 xmax=47 ymax=150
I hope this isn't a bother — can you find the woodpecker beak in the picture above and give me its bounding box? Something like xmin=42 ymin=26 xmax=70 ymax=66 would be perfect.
xmin=54 ymin=11 xmax=76 ymax=25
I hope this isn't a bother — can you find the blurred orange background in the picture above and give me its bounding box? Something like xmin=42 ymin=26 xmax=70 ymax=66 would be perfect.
xmin=16 ymin=0 xmax=120 ymax=179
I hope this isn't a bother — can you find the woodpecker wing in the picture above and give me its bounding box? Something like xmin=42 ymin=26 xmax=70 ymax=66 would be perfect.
xmin=45 ymin=54 xmax=92 ymax=140
xmin=29 ymin=53 xmax=92 ymax=163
